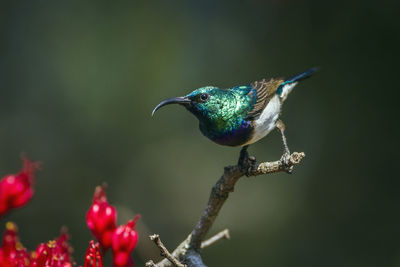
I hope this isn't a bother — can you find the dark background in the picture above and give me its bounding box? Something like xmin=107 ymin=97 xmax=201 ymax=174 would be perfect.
xmin=0 ymin=0 xmax=399 ymax=266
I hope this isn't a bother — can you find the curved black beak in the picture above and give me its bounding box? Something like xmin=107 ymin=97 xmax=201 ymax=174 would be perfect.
xmin=152 ymin=96 xmax=191 ymax=116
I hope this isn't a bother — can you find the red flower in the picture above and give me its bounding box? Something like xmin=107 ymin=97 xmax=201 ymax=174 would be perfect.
xmin=111 ymin=215 xmax=140 ymax=267
xmin=86 ymin=185 xmax=117 ymax=250
xmin=86 ymin=185 xmax=141 ymax=266
xmin=0 ymin=222 xmax=32 ymax=267
xmin=0 ymin=222 xmax=73 ymax=267
xmin=0 ymin=156 xmax=40 ymax=216
xmin=83 ymin=241 xmax=103 ymax=267
xmin=29 ymin=228 xmax=73 ymax=267
xmin=0 ymin=222 xmax=106 ymax=267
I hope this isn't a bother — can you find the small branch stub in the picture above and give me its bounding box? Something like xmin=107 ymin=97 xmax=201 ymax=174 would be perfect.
xmin=147 ymin=234 xmax=187 ymax=267
xmin=200 ymin=229 xmax=230 ymax=249
xmin=146 ymin=261 xmax=157 ymax=267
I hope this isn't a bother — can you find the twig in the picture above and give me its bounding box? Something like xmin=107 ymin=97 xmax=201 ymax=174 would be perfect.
xmin=147 ymin=234 xmax=186 ymax=267
xmin=147 ymin=229 xmax=230 ymax=267
xmin=200 ymin=229 xmax=230 ymax=249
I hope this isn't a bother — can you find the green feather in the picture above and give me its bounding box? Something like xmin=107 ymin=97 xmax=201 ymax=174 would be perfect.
xmin=186 ymin=86 xmax=255 ymax=145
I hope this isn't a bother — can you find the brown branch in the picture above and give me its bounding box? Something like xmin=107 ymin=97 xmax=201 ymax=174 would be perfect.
xmin=252 ymin=152 xmax=305 ymax=175
xmin=188 ymin=149 xmax=305 ymax=252
xmin=147 ymin=234 xmax=187 ymax=267
xmin=147 ymin=149 xmax=305 ymax=267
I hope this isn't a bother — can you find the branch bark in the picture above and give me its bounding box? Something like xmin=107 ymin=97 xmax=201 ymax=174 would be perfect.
xmin=147 ymin=148 xmax=305 ymax=267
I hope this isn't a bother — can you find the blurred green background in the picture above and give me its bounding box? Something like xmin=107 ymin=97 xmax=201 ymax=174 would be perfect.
xmin=0 ymin=0 xmax=399 ymax=266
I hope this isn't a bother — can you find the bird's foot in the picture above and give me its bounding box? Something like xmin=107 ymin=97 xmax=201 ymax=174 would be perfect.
xmin=247 ymin=155 xmax=258 ymax=176
xmin=280 ymin=151 xmax=293 ymax=174
xmin=238 ymin=146 xmax=258 ymax=176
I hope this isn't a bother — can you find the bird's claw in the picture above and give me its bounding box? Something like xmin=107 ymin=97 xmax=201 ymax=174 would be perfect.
xmin=246 ymin=156 xmax=257 ymax=176
xmin=280 ymin=151 xmax=293 ymax=174
xmin=238 ymin=146 xmax=257 ymax=176
xmin=239 ymin=156 xmax=257 ymax=177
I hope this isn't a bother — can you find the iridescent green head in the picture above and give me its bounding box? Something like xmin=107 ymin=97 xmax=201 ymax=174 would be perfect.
xmin=152 ymin=85 xmax=255 ymax=146
xmin=185 ymin=86 xmax=236 ymax=123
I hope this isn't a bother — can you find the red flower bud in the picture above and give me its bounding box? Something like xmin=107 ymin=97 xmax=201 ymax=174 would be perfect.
xmin=0 ymin=156 xmax=40 ymax=216
xmin=83 ymin=241 xmax=103 ymax=267
xmin=111 ymin=215 xmax=140 ymax=267
xmin=86 ymin=185 xmax=117 ymax=250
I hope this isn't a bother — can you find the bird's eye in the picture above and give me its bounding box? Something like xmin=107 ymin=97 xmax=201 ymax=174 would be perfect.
xmin=199 ymin=93 xmax=209 ymax=102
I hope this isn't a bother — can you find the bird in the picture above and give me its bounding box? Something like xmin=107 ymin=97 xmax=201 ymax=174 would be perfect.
xmin=152 ymin=68 xmax=318 ymax=169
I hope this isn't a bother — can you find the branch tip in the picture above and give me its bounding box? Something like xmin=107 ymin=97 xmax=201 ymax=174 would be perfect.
xmin=147 ymin=234 xmax=186 ymax=267
xmin=146 ymin=260 xmax=157 ymax=267
xmin=201 ymin=229 xmax=230 ymax=249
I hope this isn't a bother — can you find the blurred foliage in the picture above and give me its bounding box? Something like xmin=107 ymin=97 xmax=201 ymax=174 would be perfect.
xmin=0 ymin=0 xmax=399 ymax=266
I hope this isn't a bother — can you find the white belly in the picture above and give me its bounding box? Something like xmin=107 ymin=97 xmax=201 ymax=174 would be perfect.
xmin=243 ymin=95 xmax=281 ymax=146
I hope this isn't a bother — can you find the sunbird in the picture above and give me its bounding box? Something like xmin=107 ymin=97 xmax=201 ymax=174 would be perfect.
xmin=152 ymin=68 xmax=317 ymax=166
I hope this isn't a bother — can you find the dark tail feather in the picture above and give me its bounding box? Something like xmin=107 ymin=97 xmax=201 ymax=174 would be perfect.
xmin=276 ymin=67 xmax=319 ymax=98
xmin=285 ymin=67 xmax=319 ymax=84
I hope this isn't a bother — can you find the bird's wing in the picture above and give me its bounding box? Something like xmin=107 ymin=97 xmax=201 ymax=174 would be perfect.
xmin=245 ymin=78 xmax=284 ymax=120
